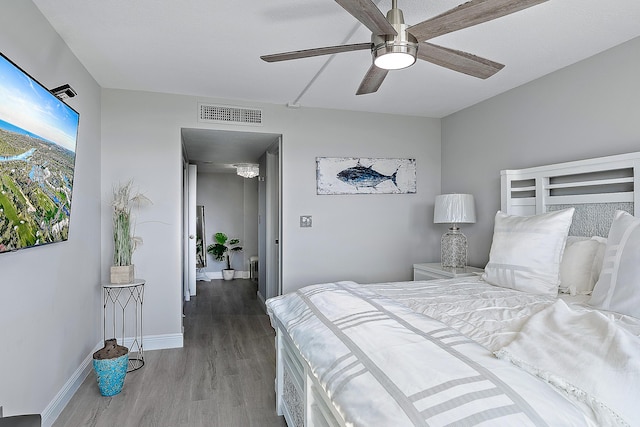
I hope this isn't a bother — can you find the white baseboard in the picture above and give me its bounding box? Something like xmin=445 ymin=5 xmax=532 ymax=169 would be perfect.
xmin=141 ymin=333 xmax=184 ymax=351
xmin=205 ymin=270 xmax=249 ymax=280
xmin=41 ymin=341 xmax=102 ymax=427
xmin=42 ymin=333 xmax=183 ymax=427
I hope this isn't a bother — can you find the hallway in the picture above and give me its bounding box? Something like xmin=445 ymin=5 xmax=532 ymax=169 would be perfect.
xmin=54 ymin=279 xmax=286 ymax=427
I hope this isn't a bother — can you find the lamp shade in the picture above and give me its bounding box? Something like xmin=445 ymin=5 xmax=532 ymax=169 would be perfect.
xmin=434 ymin=194 xmax=476 ymax=224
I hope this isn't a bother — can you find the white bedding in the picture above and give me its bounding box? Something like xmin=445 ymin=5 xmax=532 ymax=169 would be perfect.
xmin=368 ymin=276 xmax=558 ymax=351
xmin=496 ymin=299 xmax=640 ymax=427
xmin=267 ymin=281 xmax=597 ymax=426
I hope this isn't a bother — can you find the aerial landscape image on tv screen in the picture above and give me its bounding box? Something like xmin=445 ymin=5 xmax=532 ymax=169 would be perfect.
xmin=0 ymin=53 xmax=80 ymax=253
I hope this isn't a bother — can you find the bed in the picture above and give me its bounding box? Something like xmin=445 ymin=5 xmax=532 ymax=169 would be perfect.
xmin=266 ymin=152 xmax=640 ymax=427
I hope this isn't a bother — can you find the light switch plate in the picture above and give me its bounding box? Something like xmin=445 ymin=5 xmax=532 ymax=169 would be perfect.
xmin=300 ymin=215 xmax=312 ymax=227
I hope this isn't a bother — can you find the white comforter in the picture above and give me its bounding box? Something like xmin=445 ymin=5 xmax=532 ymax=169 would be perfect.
xmin=368 ymin=277 xmax=560 ymax=351
xmin=372 ymin=277 xmax=640 ymax=425
xmin=267 ymin=281 xmax=596 ymax=426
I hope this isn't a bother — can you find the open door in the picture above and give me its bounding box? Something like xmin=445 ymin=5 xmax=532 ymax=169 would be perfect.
xmin=187 ymin=164 xmax=197 ymax=297
xmin=257 ymin=137 xmax=282 ymax=307
xmin=182 ymin=160 xmax=190 ymax=302
xmin=182 ymin=162 xmax=198 ymax=303
xmin=265 ymin=138 xmax=281 ymax=300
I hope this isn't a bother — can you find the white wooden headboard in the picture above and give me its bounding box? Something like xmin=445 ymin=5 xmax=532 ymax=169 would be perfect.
xmin=501 ymin=152 xmax=640 ymax=237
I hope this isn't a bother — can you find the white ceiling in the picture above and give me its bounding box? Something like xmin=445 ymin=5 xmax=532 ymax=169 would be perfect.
xmin=31 ymin=0 xmax=640 ymax=164
xmin=182 ymin=128 xmax=280 ymax=173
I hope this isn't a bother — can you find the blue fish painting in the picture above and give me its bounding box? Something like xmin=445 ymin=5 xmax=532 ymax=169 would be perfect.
xmin=336 ymin=163 xmax=398 ymax=189
xmin=316 ymin=157 xmax=416 ymax=195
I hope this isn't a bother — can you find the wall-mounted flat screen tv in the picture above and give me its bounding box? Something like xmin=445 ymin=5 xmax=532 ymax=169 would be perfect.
xmin=0 ymin=52 xmax=79 ymax=253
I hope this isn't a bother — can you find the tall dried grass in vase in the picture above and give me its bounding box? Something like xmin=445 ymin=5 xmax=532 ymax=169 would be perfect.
xmin=111 ymin=181 xmax=151 ymax=283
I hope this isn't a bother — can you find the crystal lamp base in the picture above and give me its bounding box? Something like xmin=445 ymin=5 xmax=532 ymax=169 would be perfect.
xmin=441 ymin=227 xmax=468 ymax=268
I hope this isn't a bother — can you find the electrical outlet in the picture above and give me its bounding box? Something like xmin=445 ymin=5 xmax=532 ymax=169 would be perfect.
xmin=300 ymin=215 xmax=312 ymax=228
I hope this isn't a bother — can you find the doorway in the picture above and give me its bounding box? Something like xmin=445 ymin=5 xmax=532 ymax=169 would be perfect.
xmin=180 ymin=128 xmax=282 ymax=313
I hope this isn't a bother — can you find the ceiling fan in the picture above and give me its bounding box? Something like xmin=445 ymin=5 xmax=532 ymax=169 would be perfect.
xmin=261 ymin=0 xmax=548 ymax=95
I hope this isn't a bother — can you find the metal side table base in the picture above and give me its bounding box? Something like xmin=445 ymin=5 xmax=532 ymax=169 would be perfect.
xmin=102 ymin=279 xmax=145 ymax=372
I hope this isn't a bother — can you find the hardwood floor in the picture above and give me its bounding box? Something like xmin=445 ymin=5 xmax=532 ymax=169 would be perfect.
xmin=54 ymin=279 xmax=287 ymax=427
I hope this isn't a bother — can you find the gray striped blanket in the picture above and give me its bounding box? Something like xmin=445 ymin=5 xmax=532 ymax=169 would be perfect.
xmin=267 ymin=281 xmax=595 ymax=426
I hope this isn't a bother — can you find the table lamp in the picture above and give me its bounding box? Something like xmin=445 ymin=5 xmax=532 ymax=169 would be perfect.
xmin=434 ymin=194 xmax=476 ymax=268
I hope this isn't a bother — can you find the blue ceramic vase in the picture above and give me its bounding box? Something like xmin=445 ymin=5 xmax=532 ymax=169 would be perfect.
xmin=93 ymin=353 xmax=128 ymax=396
xmin=93 ymin=339 xmax=129 ymax=396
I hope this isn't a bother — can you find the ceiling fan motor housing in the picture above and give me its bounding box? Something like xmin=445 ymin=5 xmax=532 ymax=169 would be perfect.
xmin=371 ymin=7 xmax=418 ymax=70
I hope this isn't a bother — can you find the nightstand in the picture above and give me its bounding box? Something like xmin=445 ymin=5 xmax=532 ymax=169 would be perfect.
xmin=413 ymin=262 xmax=484 ymax=281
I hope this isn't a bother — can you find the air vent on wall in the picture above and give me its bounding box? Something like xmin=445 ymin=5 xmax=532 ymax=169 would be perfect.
xmin=198 ymin=103 xmax=263 ymax=126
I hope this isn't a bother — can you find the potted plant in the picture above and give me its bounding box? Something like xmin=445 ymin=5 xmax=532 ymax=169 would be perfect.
xmin=111 ymin=181 xmax=151 ymax=284
xmin=207 ymin=232 xmax=242 ymax=280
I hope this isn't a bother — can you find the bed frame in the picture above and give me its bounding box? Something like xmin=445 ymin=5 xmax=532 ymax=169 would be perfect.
xmin=275 ymin=329 xmax=346 ymax=427
xmin=274 ymin=151 xmax=640 ymax=427
xmin=502 ymin=151 xmax=640 ymax=236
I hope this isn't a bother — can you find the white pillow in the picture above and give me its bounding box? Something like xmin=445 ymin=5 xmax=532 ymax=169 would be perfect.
xmin=589 ymin=236 xmax=607 ymax=291
xmin=559 ymin=236 xmax=588 ymax=293
xmin=560 ymin=237 xmax=600 ymax=295
xmin=482 ymin=208 xmax=575 ymax=296
xmin=559 ymin=236 xmax=607 ymax=295
xmin=589 ymin=210 xmax=640 ymax=318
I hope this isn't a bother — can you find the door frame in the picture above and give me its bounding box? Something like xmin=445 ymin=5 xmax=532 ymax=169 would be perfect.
xmin=181 ymin=129 xmax=283 ymax=310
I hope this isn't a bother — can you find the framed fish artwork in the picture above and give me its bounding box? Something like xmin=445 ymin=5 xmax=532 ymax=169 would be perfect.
xmin=316 ymin=157 xmax=416 ymax=195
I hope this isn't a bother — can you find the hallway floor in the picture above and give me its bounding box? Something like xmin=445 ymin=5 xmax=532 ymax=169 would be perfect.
xmin=54 ymin=279 xmax=287 ymax=427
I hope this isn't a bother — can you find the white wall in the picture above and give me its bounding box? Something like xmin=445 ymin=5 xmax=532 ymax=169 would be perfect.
xmin=441 ymin=36 xmax=640 ymax=268
xmin=280 ymin=108 xmax=441 ymax=290
xmin=100 ymin=90 xmax=442 ymax=342
xmin=101 ymin=91 xmax=186 ymax=340
xmin=0 ymin=1 xmax=102 ymax=422
xmin=196 ymin=172 xmax=258 ymax=274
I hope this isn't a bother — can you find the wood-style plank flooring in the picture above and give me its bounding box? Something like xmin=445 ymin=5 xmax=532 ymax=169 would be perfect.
xmin=54 ymin=279 xmax=287 ymax=427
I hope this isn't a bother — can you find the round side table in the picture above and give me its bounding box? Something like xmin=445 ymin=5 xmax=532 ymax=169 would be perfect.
xmin=102 ymin=279 xmax=145 ymax=372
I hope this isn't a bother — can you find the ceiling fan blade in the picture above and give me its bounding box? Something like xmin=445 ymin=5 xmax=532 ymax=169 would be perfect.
xmin=261 ymin=42 xmax=371 ymax=62
xmin=408 ymin=0 xmax=548 ymax=41
xmin=334 ymin=0 xmax=397 ymax=36
xmin=417 ymin=42 xmax=504 ymax=79
xmin=356 ymin=64 xmax=389 ymax=95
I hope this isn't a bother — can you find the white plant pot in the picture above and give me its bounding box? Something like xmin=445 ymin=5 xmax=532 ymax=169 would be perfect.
xmin=222 ymin=269 xmax=235 ymax=281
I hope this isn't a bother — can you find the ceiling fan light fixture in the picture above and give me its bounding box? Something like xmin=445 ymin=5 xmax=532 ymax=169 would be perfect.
xmin=371 ymin=6 xmax=418 ymax=71
xmin=262 ymin=0 xmax=542 ymax=94
xmin=235 ymin=163 xmax=259 ymax=179
xmin=373 ymin=43 xmax=417 ymax=70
